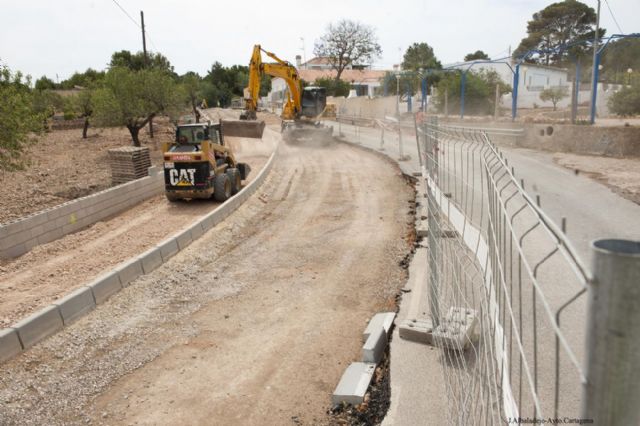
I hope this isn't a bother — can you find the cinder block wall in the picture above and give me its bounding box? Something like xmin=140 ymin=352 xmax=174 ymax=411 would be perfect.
xmin=519 ymin=124 xmax=640 ymax=157
xmin=0 ymin=168 xmax=164 ymax=259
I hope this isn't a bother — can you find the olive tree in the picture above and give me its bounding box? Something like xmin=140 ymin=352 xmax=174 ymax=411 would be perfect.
xmin=93 ymin=67 xmax=182 ymax=146
xmin=539 ymin=86 xmax=569 ymax=110
xmin=0 ymin=65 xmax=43 ymax=170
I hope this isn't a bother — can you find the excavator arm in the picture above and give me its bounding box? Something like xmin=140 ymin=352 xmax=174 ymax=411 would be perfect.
xmin=242 ymin=45 xmax=302 ymax=121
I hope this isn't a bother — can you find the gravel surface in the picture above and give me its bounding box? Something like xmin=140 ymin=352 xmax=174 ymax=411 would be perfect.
xmin=553 ymin=152 xmax=640 ymax=205
xmin=0 ymin=130 xmax=413 ymax=425
xmin=0 ymin=138 xmax=273 ymax=325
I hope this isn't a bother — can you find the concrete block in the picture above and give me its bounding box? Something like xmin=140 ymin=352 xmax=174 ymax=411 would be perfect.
xmin=362 ymin=326 xmax=387 ymax=364
xmin=175 ymin=228 xmax=193 ymax=251
xmin=0 ymin=328 xmax=23 ymax=363
xmin=1 ymin=243 xmax=27 ymax=259
xmin=88 ymin=271 xmax=123 ymax=304
xmin=332 ymin=362 xmax=376 ymax=406
xmin=0 ymin=230 xmax=30 ymax=250
xmin=137 ymin=246 xmax=163 ymax=274
xmin=53 ymin=286 xmax=95 ymax=325
xmin=14 ymin=305 xmax=63 ymax=349
xmin=398 ymin=318 xmax=433 ymax=345
xmin=158 ymin=237 xmax=179 ymax=261
xmin=115 ymin=258 xmax=144 ymax=286
xmin=199 ymin=216 xmax=214 ymax=232
xmin=416 ymin=226 xmax=429 ymax=238
xmin=37 ymin=227 xmax=63 ymax=246
xmin=432 ymin=307 xmax=478 ymax=351
xmin=363 ymin=312 xmax=396 ymax=342
xmin=189 ymin=222 xmax=204 ymax=241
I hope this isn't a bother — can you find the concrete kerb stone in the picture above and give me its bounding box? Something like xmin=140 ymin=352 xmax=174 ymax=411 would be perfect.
xmin=174 ymin=228 xmax=193 ymax=251
xmin=0 ymin=328 xmax=23 ymax=363
xmin=13 ymin=305 xmax=64 ymax=349
xmin=137 ymin=246 xmax=163 ymax=275
xmin=189 ymin=222 xmax=204 ymax=241
xmin=332 ymin=362 xmax=376 ymax=406
xmin=53 ymin=286 xmax=96 ymax=326
xmin=115 ymin=258 xmax=144 ymax=287
xmin=363 ymin=312 xmax=396 ymax=343
xmin=88 ymin=271 xmax=123 ymax=305
xmin=158 ymin=237 xmax=179 ymax=261
xmin=362 ymin=326 xmax=387 ymax=364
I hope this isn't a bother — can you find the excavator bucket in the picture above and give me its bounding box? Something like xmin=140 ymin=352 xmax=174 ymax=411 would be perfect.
xmin=221 ymin=119 xmax=265 ymax=139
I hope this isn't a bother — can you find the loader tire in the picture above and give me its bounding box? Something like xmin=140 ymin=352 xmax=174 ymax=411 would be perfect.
xmin=226 ymin=168 xmax=242 ymax=195
xmin=165 ymin=192 xmax=181 ymax=202
xmin=213 ymin=173 xmax=231 ymax=202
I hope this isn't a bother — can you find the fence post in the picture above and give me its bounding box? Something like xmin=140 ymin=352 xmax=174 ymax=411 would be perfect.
xmin=398 ymin=119 xmax=404 ymax=160
xmin=582 ymin=239 xmax=640 ymax=425
xmin=425 ymin=116 xmax=441 ymax=327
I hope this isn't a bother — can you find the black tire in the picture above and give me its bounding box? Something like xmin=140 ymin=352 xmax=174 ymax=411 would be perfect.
xmin=165 ymin=192 xmax=181 ymax=202
xmin=226 ymin=168 xmax=242 ymax=194
xmin=213 ymin=173 xmax=231 ymax=202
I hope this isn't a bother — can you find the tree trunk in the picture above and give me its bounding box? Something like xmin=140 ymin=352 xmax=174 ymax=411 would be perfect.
xmin=127 ymin=125 xmax=141 ymax=147
xmin=148 ymin=116 xmax=154 ymax=139
xmin=82 ymin=117 xmax=90 ymax=139
xmin=193 ymin=103 xmax=201 ymax=123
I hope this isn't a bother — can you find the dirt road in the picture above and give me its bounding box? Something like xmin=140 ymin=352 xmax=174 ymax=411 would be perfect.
xmin=0 ymin=133 xmax=413 ymax=425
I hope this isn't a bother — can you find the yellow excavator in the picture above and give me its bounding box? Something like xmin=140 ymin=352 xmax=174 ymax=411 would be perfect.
xmin=223 ymin=45 xmax=332 ymax=142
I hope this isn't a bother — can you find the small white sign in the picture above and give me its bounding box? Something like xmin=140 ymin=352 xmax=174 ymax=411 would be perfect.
xmin=164 ymin=162 xmax=174 ymax=169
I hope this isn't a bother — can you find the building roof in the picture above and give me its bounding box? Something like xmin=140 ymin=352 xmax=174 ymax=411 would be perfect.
xmin=298 ymin=69 xmax=386 ymax=84
xmin=303 ymin=57 xmax=332 ymax=66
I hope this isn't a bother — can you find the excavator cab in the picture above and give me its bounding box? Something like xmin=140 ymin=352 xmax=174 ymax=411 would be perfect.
xmin=300 ymin=86 xmax=327 ymax=118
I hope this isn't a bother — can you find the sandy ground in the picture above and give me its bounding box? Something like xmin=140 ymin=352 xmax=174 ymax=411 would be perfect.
xmin=553 ymin=152 xmax=640 ymax=205
xmin=0 ymin=129 xmax=413 ymax=425
xmin=0 ymin=122 xmax=173 ymax=225
xmin=0 ymin=139 xmax=272 ymax=326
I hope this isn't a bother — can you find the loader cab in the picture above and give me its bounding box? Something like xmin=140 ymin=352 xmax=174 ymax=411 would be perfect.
xmin=301 ymin=86 xmax=327 ymax=118
xmin=173 ymin=123 xmax=222 ymax=151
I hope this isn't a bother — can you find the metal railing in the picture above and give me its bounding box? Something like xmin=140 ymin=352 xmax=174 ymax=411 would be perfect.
xmin=418 ymin=118 xmax=640 ymax=425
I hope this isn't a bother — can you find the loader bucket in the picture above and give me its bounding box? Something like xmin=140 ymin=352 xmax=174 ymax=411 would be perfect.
xmin=221 ymin=119 xmax=265 ymax=139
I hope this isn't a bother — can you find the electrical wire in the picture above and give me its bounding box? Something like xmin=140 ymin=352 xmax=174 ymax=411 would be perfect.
xmin=109 ymin=0 xmax=159 ymax=52
xmin=110 ymin=0 xmax=140 ymax=29
xmin=603 ymin=0 xmax=624 ymax=34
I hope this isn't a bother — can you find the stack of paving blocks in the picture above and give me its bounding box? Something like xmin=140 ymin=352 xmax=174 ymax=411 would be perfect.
xmin=332 ymin=312 xmax=396 ymax=406
xmin=108 ymin=146 xmax=152 ymax=185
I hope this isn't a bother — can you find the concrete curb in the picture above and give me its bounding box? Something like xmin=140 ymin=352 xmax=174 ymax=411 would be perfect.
xmin=333 ymin=311 xmax=396 ymax=405
xmin=0 ymin=329 xmax=23 ymax=363
xmin=13 ymin=305 xmax=64 ymax=349
xmin=89 ymin=271 xmax=123 ymax=304
xmin=0 ymin=143 xmax=279 ymax=365
xmin=54 ymin=286 xmax=96 ymax=326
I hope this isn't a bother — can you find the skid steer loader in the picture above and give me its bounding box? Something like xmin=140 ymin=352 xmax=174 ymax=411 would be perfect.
xmin=162 ymin=122 xmax=252 ymax=202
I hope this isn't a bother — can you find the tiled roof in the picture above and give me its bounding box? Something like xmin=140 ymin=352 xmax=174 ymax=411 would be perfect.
xmin=298 ymin=69 xmax=387 ymax=84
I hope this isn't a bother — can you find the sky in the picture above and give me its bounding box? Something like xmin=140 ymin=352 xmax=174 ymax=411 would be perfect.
xmin=1 ymin=0 xmax=638 ymax=82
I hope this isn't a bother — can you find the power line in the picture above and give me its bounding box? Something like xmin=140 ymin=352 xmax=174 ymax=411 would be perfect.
xmin=603 ymin=0 xmax=624 ymax=34
xmin=110 ymin=0 xmax=140 ymax=29
xmin=109 ymin=0 xmax=159 ymax=52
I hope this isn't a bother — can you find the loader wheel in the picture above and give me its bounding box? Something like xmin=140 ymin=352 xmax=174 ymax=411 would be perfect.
xmin=165 ymin=193 xmax=181 ymax=202
xmin=213 ymin=173 xmax=231 ymax=202
xmin=226 ymin=168 xmax=242 ymax=195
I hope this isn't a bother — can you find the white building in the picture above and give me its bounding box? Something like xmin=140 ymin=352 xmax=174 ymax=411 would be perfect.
xmin=447 ymin=61 xmax=570 ymax=109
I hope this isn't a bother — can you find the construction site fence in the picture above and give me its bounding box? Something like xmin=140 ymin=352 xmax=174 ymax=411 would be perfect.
xmin=417 ymin=118 xmax=640 ymax=425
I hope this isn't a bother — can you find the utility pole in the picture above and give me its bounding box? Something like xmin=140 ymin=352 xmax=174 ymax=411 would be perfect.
xmin=140 ymin=10 xmax=153 ymax=138
xmin=589 ymin=0 xmax=601 ymax=124
xmin=141 ymin=11 xmax=148 ymax=66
